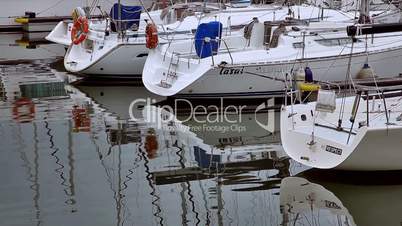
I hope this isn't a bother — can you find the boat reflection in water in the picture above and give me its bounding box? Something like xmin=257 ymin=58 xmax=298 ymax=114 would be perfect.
xmin=0 ymin=32 xmax=65 ymax=61
xmin=75 ymin=81 xmax=402 ymax=226
xmin=0 ymin=61 xmax=103 ymax=225
xmin=3 ymin=60 xmax=402 ymax=225
xmin=280 ymin=177 xmax=356 ymax=226
xmin=292 ymin=170 xmax=402 ymax=226
xmin=76 ymin=82 xmax=303 ymax=225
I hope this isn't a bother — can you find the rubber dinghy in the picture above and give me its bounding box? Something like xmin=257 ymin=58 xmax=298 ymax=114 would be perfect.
xmin=280 ymin=89 xmax=402 ymax=171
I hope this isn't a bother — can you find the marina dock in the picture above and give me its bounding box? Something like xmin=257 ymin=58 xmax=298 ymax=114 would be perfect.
xmin=0 ymin=15 xmax=103 ymax=33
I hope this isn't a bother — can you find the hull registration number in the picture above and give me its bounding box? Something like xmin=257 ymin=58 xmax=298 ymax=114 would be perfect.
xmin=325 ymin=145 xmax=342 ymax=155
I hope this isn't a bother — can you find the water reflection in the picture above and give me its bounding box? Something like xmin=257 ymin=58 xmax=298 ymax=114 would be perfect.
xmin=75 ymin=81 xmax=298 ymax=225
xmin=281 ymin=170 xmax=402 ymax=226
xmin=0 ymin=32 xmax=65 ymax=61
xmin=280 ymin=177 xmax=355 ymax=226
xmin=1 ymin=59 xmax=402 ymax=226
xmin=297 ymin=170 xmax=402 ymax=226
xmin=75 ymin=81 xmax=165 ymax=119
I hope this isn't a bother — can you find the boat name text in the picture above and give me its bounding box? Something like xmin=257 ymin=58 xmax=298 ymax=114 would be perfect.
xmin=220 ymin=67 xmax=244 ymax=75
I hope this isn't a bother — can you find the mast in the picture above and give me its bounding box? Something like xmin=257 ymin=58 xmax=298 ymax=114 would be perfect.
xmin=203 ymin=0 xmax=208 ymax=12
xmin=116 ymin=122 xmax=123 ymax=226
xmin=358 ymin=0 xmax=370 ymax=24
xmin=118 ymin=0 xmax=122 ymax=37
xmin=67 ymin=121 xmax=77 ymax=211
xmin=33 ymin=123 xmax=42 ymax=226
xmin=216 ymin=175 xmax=224 ymax=226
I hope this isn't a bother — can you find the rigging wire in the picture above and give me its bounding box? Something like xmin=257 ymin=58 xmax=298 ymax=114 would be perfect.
xmin=36 ymin=0 xmax=67 ymax=15
xmin=338 ymin=37 xmax=356 ymax=127
xmin=319 ymin=44 xmax=348 ymax=82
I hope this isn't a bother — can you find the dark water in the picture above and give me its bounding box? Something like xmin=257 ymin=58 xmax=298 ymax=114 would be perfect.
xmin=1 ymin=33 xmax=402 ymax=226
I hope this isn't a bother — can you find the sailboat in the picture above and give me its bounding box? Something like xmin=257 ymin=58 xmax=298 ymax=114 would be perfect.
xmin=280 ymin=21 xmax=402 ymax=171
xmin=281 ymin=85 xmax=402 ymax=170
xmin=46 ymin=2 xmax=165 ymax=46
xmin=142 ymin=3 xmax=402 ymax=98
xmin=54 ymin=1 xmax=294 ymax=76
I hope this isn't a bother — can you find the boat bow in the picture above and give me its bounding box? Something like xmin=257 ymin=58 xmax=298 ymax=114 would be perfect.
xmin=143 ymin=47 xmax=213 ymax=96
xmin=280 ymin=101 xmax=367 ymax=169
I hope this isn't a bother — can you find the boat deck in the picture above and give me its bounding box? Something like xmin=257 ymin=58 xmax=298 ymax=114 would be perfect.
xmin=324 ymin=76 xmax=402 ymax=90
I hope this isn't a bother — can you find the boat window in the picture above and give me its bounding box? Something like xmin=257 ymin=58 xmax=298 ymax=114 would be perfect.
xmin=293 ymin=38 xmax=361 ymax=48
xmin=293 ymin=42 xmax=304 ymax=48
xmin=83 ymin=39 xmax=93 ymax=50
xmin=315 ymin=38 xmax=361 ymax=47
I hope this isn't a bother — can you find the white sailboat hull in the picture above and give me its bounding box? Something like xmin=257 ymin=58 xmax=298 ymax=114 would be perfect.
xmin=142 ymin=5 xmax=402 ymax=98
xmin=45 ymin=21 xmax=72 ymax=46
xmin=280 ymin=96 xmax=402 ymax=171
xmin=144 ymin=45 xmax=402 ymax=98
xmin=65 ymin=42 xmax=150 ymax=76
xmin=341 ymin=127 xmax=402 ymax=170
xmin=64 ymin=5 xmax=357 ymax=76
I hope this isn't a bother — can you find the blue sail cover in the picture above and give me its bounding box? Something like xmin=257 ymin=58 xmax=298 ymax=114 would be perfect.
xmin=194 ymin=146 xmax=222 ymax=169
xmin=195 ymin=21 xmax=223 ymax=58
xmin=110 ymin=4 xmax=142 ymax=31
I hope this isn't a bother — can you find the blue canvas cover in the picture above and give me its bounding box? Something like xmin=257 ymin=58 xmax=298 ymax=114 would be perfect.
xmin=193 ymin=146 xmax=222 ymax=169
xmin=110 ymin=4 xmax=142 ymax=31
xmin=195 ymin=21 xmax=223 ymax=58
